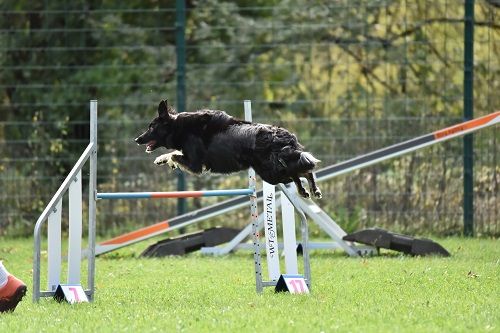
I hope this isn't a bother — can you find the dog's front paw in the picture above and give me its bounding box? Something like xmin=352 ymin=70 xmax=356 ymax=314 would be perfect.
xmin=154 ymin=152 xmax=180 ymax=170
xmin=166 ymin=156 xmax=178 ymax=170
xmin=154 ymin=154 xmax=170 ymax=166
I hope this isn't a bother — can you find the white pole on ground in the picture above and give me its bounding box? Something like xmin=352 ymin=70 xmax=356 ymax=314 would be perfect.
xmin=245 ymin=100 xmax=263 ymax=293
xmin=88 ymin=99 xmax=98 ymax=299
xmin=263 ymin=182 xmax=281 ymax=281
xmin=47 ymin=199 xmax=62 ymax=291
xmin=281 ymin=192 xmax=298 ymax=274
xmin=67 ymin=169 xmax=83 ymax=284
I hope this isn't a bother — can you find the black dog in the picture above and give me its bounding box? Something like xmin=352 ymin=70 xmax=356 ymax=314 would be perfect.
xmin=135 ymin=100 xmax=321 ymax=199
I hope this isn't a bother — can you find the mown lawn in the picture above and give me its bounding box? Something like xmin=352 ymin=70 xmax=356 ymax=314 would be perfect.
xmin=0 ymin=237 xmax=498 ymax=332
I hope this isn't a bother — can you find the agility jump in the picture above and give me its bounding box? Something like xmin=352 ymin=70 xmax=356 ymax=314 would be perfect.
xmin=33 ymin=100 xmax=312 ymax=302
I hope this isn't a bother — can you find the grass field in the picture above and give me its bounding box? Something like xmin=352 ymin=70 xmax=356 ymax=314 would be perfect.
xmin=0 ymin=237 xmax=498 ymax=332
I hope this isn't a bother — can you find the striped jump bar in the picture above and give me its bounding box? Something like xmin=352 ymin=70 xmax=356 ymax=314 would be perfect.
xmin=97 ymin=188 xmax=254 ymax=200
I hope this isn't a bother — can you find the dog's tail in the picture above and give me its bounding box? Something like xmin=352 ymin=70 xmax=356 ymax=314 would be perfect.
xmin=298 ymin=151 xmax=320 ymax=170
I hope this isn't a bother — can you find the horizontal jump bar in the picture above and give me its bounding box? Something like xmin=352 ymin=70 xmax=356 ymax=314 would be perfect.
xmin=97 ymin=188 xmax=254 ymax=200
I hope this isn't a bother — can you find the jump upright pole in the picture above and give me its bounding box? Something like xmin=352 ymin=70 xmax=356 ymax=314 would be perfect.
xmin=88 ymin=100 xmax=98 ymax=300
xmin=245 ymin=100 xmax=263 ymax=293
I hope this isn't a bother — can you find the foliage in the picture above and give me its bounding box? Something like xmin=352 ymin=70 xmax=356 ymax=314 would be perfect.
xmin=0 ymin=0 xmax=498 ymax=236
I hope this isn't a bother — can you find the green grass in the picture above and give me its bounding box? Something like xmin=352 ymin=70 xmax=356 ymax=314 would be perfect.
xmin=0 ymin=237 xmax=498 ymax=332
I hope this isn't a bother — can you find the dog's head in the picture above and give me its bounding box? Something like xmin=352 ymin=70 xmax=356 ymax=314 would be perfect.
xmin=135 ymin=100 xmax=177 ymax=153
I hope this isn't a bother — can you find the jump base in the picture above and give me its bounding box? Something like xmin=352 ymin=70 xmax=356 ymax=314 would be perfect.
xmin=343 ymin=228 xmax=450 ymax=257
xmin=141 ymin=227 xmax=241 ymax=257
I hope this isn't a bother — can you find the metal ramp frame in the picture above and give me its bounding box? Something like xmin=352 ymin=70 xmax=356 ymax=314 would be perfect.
xmin=201 ymin=186 xmax=375 ymax=257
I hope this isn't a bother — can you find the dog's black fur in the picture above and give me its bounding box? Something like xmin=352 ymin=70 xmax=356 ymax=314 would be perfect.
xmin=135 ymin=100 xmax=321 ymax=198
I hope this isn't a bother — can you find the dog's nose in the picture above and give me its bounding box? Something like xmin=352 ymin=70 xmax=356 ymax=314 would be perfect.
xmin=134 ymin=137 xmax=140 ymax=143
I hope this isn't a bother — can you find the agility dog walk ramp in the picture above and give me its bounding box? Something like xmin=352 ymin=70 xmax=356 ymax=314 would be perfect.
xmin=95 ymin=110 xmax=499 ymax=257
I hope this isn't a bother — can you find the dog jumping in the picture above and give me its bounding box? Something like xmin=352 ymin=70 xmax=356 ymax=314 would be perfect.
xmin=135 ymin=100 xmax=321 ymax=199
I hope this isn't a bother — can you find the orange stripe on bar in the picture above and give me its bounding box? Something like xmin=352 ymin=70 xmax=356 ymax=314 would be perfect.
xmin=151 ymin=191 xmax=203 ymax=198
xmin=434 ymin=111 xmax=499 ymax=139
xmin=100 ymin=221 xmax=170 ymax=245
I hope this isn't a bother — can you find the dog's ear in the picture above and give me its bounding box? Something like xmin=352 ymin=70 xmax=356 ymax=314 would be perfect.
xmin=158 ymin=100 xmax=170 ymax=120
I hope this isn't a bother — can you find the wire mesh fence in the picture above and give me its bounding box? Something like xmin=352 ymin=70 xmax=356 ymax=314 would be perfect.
xmin=0 ymin=0 xmax=498 ymax=238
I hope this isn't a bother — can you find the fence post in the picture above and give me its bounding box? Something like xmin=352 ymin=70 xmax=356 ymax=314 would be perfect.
xmin=463 ymin=0 xmax=474 ymax=237
xmin=176 ymin=0 xmax=187 ymax=216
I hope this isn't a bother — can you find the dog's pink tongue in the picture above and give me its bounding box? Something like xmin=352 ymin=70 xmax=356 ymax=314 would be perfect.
xmin=146 ymin=140 xmax=156 ymax=152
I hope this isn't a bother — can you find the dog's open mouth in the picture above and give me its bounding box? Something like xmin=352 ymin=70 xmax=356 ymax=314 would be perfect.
xmin=145 ymin=140 xmax=157 ymax=153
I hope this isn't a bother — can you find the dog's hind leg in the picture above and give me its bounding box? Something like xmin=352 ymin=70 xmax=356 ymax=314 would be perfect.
xmin=292 ymin=176 xmax=310 ymax=199
xmin=305 ymin=172 xmax=322 ymax=199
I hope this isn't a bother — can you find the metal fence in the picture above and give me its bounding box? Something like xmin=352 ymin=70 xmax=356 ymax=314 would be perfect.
xmin=0 ymin=0 xmax=498 ymax=238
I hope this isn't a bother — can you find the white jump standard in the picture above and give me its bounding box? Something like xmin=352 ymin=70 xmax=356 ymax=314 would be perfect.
xmin=244 ymin=100 xmax=311 ymax=293
xmin=33 ymin=100 xmax=97 ymax=302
